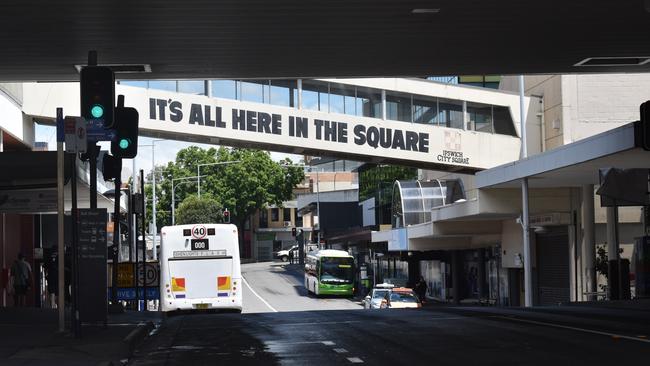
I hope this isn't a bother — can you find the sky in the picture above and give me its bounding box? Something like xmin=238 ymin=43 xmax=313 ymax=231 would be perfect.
xmin=34 ymin=123 xmax=302 ymax=181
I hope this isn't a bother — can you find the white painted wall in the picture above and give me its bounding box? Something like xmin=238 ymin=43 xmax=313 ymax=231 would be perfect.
xmin=0 ymin=87 xmax=27 ymax=142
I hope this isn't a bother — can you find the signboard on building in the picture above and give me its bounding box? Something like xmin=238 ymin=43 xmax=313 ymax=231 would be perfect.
xmin=388 ymin=228 xmax=408 ymax=251
xmin=77 ymin=208 xmax=107 ymax=323
xmin=0 ymin=190 xmax=58 ymax=213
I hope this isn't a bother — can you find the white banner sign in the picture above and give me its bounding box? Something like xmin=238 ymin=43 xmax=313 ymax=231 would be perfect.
xmin=117 ymin=86 xmax=520 ymax=171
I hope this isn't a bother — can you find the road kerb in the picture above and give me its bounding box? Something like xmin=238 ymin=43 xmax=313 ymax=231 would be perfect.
xmin=123 ymin=321 xmax=155 ymax=354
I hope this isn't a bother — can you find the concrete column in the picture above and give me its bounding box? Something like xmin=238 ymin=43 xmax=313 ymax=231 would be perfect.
xmin=452 ymin=251 xmax=461 ymax=305
xmin=582 ymin=185 xmax=596 ymax=300
xmin=568 ymin=221 xmax=580 ymax=302
xmin=477 ymin=248 xmax=487 ymax=299
xmin=381 ymin=89 xmax=387 ymax=121
xmin=606 ymin=206 xmax=619 ymax=300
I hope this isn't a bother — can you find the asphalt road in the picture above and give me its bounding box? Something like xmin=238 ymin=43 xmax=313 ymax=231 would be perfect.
xmin=129 ymin=262 xmax=650 ymax=365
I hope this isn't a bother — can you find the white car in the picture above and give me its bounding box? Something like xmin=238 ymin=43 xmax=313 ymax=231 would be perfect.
xmin=276 ymin=245 xmax=298 ymax=262
xmin=363 ymin=283 xmax=395 ymax=309
xmin=379 ymin=288 xmax=422 ymax=309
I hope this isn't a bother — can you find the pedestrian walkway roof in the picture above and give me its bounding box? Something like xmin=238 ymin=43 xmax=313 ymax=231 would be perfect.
xmin=476 ymin=121 xmax=649 ymax=189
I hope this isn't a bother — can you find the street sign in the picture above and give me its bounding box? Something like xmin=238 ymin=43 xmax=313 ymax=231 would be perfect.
xmin=64 ymin=117 xmax=76 ymax=153
xmin=75 ymin=117 xmax=87 ymax=153
xmin=138 ymin=263 xmax=160 ymax=287
xmin=107 ymin=287 xmax=159 ymax=301
xmin=77 ymin=208 xmax=108 ymax=323
xmin=109 ymin=262 xmax=160 ymax=287
xmin=86 ymin=117 xmax=116 ymax=143
xmin=64 ymin=117 xmax=87 ymax=153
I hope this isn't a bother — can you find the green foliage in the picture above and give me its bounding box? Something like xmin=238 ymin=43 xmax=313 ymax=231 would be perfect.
xmin=147 ymin=146 xmax=305 ymax=234
xmin=595 ymin=246 xmax=608 ymax=278
xmin=175 ymin=196 xmax=222 ymax=225
xmin=358 ymin=165 xmax=417 ymax=204
xmin=595 ymin=245 xmax=624 ymax=279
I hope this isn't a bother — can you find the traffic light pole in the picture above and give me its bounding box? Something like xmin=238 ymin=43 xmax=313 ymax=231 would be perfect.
xmin=70 ymin=152 xmax=81 ymax=337
xmin=110 ymin=171 xmax=121 ymax=311
xmin=140 ymin=170 xmax=148 ymax=311
xmin=89 ymin=145 xmax=98 ymax=209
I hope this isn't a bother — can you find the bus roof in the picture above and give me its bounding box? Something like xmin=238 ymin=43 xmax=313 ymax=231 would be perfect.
xmin=161 ymin=224 xmax=237 ymax=232
xmin=308 ymin=249 xmax=353 ymax=258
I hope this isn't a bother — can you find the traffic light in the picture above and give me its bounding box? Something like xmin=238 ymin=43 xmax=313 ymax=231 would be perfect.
xmin=291 ymin=227 xmax=297 ymax=237
xmin=102 ymin=153 xmax=122 ymax=181
xmin=111 ymin=97 xmax=139 ymax=159
xmin=80 ymin=66 xmax=115 ymax=128
xmin=642 ymin=101 xmax=650 ymax=151
xmin=223 ymin=208 xmax=230 ymax=223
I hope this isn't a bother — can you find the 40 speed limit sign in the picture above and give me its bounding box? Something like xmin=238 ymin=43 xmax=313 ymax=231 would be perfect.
xmin=191 ymin=224 xmax=207 ymax=239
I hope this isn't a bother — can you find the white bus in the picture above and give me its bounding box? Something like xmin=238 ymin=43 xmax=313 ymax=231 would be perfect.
xmin=159 ymin=224 xmax=242 ymax=313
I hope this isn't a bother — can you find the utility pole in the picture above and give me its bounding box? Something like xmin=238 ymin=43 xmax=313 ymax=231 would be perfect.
xmin=56 ymin=108 xmax=65 ymax=332
xmin=519 ymin=75 xmax=533 ymax=307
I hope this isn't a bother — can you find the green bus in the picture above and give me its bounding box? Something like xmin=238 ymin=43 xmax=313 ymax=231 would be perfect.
xmin=304 ymin=249 xmax=354 ymax=296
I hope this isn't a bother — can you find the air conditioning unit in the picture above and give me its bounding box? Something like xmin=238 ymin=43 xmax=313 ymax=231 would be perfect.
xmin=284 ymin=221 xmax=292 ymax=227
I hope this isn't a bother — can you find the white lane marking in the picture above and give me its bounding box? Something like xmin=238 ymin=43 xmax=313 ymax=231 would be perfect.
xmin=274 ymin=320 xmax=360 ymax=327
xmin=267 ymin=340 xmax=334 ymax=346
xmin=496 ymin=316 xmax=650 ymax=344
xmin=347 ymin=357 xmax=364 ymax=363
xmin=242 ymin=276 xmax=278 ymax=313
xmin=333 ymin=348 xmax=348 ymax=353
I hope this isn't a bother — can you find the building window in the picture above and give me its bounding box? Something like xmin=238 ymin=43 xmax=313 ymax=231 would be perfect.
xmin=270 ymin=80 xmax=298 ymax=107
xmin=438 ymin=98 xmax=463 ymax=129
xmin=356 ymin=88 xmax=382 ymax=118
xmin=386 ymin=92 xmax=412 ymax=122
xmin=178 ymin=80 xmax=205 ymax=95
xmin=302 ymin=81 xmax=328 ymax=111
xmin=467 ymin=102 xmax=493 ymax=133
xmin=271 ymin=208 xmax=280 ymax=222
xmin=211 ymin=80 xmax=238 ymax=100
xmin=148 ymin=80 xmax=177 ymax=92
xmin=259 ymin=209 xmax=269 ymax=228
xmin=493 ymin=106 xmax=517 ymax=136
xmin=283 ymin=208 xmax=292 ymax=222
xmin=328 ymin=83 xmax=355 ymax=115
xmin=412 ymin=95 xmax=438 ymax=125
xmin=240 ymin=80 xmax=269 ymax=104
xmin=118 ymin=80 xmax=148 ymax=88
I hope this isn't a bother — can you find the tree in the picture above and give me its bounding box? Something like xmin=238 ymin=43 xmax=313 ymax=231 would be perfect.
xmin=157 ymin=146 xmax=305 ymax=254
xmin=175 ymin=196 xmax=222 ymax=225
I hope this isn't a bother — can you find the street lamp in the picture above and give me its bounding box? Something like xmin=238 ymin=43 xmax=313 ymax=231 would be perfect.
xmin=171 ymin=176 xmax=202 ymax=225
xmin=137 ymin=139 xmax=165 ymax=261
xmin=197 ymin=160 xmax=241 ymax=198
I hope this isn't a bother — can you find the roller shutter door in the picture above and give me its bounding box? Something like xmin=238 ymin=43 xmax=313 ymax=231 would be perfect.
xmin=536 ymin=227 xmax=570 ymax=305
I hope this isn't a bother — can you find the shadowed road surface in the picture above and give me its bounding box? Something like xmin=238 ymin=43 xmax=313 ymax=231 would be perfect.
xmin=129 ymin=262 xmax=650 ymax=365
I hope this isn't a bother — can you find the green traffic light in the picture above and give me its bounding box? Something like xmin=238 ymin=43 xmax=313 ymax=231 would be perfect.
xmin=119 ymin=138 xmax=130 ymax=149
xmin=91 ymin=104 xmax=104 ymax=118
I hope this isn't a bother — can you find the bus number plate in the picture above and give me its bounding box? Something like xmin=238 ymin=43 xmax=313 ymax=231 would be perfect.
xmin=191 ymin=239 xmax=209 ymax=250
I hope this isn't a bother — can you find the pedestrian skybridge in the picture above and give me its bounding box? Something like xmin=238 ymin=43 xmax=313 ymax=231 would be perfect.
xmin=22 ymin=78 xmax=526 ymax=173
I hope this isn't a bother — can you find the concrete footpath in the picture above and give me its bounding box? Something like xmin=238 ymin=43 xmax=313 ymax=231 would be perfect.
xmin=0 ymin=307 xmax=161 ymax=366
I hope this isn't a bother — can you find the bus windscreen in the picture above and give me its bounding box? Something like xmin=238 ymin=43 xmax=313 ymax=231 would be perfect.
xmin=320 ymin=257 xmax=354 ymax=284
